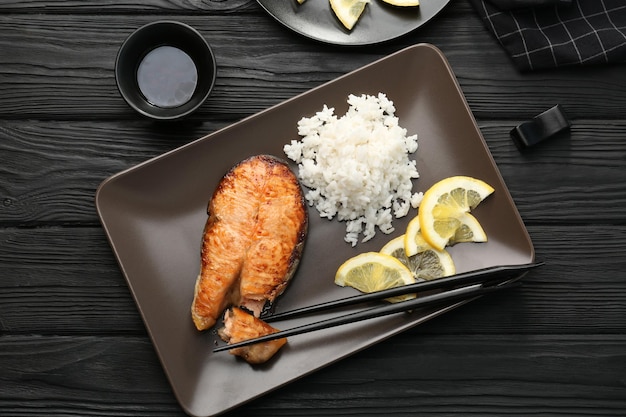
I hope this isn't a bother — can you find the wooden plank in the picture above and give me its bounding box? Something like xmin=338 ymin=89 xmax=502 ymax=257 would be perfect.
xmin=0 ymin=335 xmax=182 ymax=416
xmin=0 ymin=120 xmax=226 ymax=225
xmin=1 ymin=333 xmax=624 ymax=416
xmin=0 ymin=226 xmax=147 ymax=334
xmin=479 ymin=120 xmax=626 ymax=223
xmin=1 ymin=119 xmax=626 ymax=224
xmin=0 ymin=13 xmax=338 ymax=120
xmin=0 ymin=0 xmax=254 ymax=13
xmin=1 ymin=225 xmax=625 ymax=335
xmin=1 ymin=6 xmax=626 ymax=120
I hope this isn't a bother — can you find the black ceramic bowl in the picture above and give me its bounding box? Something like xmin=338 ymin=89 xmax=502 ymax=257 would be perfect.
xmin=115 ymin=21 xmax=216 ymax=120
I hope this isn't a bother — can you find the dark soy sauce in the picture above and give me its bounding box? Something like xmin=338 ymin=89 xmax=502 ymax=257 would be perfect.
xmin=137 ymin=46 xmax=198 ymax=108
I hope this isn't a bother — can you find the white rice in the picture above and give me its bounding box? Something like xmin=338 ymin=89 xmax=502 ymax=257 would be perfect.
xmin=283 ymin=93 xmax=422 ymax=246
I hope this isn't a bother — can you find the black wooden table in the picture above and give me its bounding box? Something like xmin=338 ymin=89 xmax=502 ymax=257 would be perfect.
xmin=1 ymin=1 xmax=625 ymax=416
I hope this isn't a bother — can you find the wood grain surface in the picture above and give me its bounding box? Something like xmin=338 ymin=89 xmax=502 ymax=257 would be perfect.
xmin=1 ymin=0 xmax=625 ymax=416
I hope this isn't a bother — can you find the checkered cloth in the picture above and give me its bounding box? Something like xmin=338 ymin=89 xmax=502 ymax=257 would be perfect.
xmin=469 ymin=0 xmax=626 ymax=71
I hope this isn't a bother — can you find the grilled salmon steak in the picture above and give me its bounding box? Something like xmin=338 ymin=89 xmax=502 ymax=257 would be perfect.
xmin=218 ymin=307 xmax=287 ymax=364
xmin=191 ymin=155 xmax=307 ymax=332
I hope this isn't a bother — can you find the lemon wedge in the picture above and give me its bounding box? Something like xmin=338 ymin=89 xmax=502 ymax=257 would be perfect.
xmin=329 ymin=0 xmax=369 ymax=30
xmin=381 ymin=0 xmax=419 ymax=6
xmin=447 ymin=211 xmax=488 ymax=245
xmin=335 ymin=251 xmax=416 ymax=302
xmin=382 ymin=234 xmax=455 ymax=282
xmin=418 ymin=176 xmax=494 ymax=251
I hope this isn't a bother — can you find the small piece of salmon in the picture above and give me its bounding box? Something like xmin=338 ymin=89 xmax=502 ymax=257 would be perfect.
xmin=191 ymin=155 xmax=307 ymax=331
xmin=217 ymin=307 xmax=287 ymax=364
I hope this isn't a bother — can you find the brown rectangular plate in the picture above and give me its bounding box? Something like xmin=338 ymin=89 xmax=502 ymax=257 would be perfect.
xmin=96 ymin=44 xmax=534 ymax=417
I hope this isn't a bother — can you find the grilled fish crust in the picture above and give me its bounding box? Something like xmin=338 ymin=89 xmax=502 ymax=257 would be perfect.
xmin=218 ymin=307 xmax=287 ymax=365
xmin=191 ymin=155 xmax=307 ymax=331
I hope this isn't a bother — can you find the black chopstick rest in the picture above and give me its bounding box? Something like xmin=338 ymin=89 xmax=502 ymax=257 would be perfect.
xmin=510 ymin=105 xmax=571 ymax=149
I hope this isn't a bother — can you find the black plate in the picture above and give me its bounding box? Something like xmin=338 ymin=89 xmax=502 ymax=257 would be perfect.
xmin=257 ymin=0 xmax=451 ymax=46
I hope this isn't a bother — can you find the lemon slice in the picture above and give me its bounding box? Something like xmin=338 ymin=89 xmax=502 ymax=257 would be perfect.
xmin=418 ymin=176 xmax=494 ymax=250
xmin=404 ymin=215 xmax=432 ymax=257
xmin=335 ymin=251 xmax=415 ymax=302
xmin=329 ymin=0 xmax=369 ymax=30
xmin=381 ymin=0 xmax=419 ymax=6
xmin=382 ymin=234 xmax=455 ymax=282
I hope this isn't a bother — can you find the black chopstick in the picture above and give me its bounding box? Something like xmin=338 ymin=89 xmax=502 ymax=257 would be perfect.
xmin=261 ymin=262 xmax=543 ymax=322
xmin=213 ymin=278 xmax=521 ymax=353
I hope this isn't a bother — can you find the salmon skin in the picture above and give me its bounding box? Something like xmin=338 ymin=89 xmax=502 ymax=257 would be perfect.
xmin=218 ymin=307 xmax=287 ymax=364
xmin=191 ymin=154 xmax=308 ymax=331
